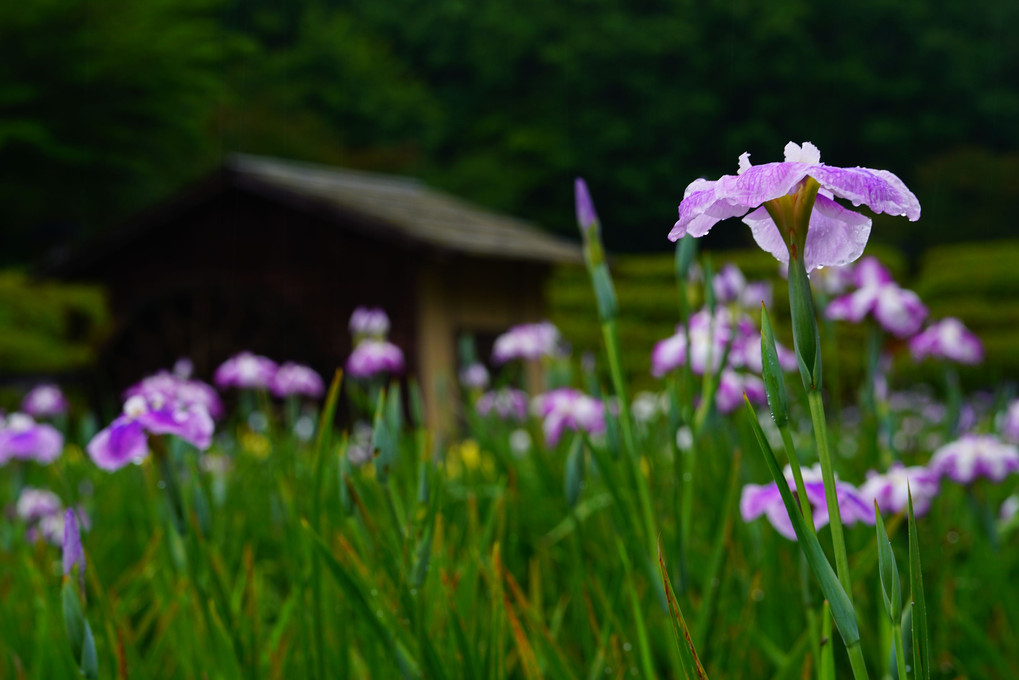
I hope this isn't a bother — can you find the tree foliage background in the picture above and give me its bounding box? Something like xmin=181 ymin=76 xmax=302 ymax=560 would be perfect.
xmin=2 ymin=0 xmax=1017 ymax=264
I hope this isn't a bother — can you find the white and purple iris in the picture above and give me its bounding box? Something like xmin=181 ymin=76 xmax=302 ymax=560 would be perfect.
xmin=349 ymin=307 xmax=391 ymax=340
xmin=909 ymin=318 xmax=984 ymax=365
xmin=715 ymin=370 xmax=767 ymax=414
xmin=0 ymin=413 xmax=63 ymax=465
xmin=929 ymin=434 xmax=1019 ymax=485
xmin=459 ymin=363 xmax=490 ymax=391
xmin=475 ymin=388 xmax=529 ymax=422
xmin=346 ymin=340 xmax=405 ymax=379
xmin=87 ymin=395 xmax=214 ymax=471
xmin=271 ymin=362 xmax=325 ymax=398
xmin=15 ymin=487 xmax=89 ymax=547
xmin=16 ymin=487 xmax=63 ymax=523
xmin=1002 ymin=400 xmax=1019 ymax=444
xmin=651 ymin=309 xmax=733 ymax=377
xmin=492 ymin=322 xmax=564 ymax=364
xmin=670 ymin=142 xmax=920 ymax=272
xmin=712 ymin=264 xmax=773 ymax=310
xmin=214 ymin=352 xmax=279 ymax=391
xmin=125 ymin=371 xmax=225 ymax=419
xmin=21 ymin=384 xmax=69 ymax=418
xmin=826 ymin=257 xmax=928 ymax=337
xmin=858 ymin=463 xmax=940 ymax=517
xmin=740 ymin=464 xmax=873 ymax=540
xmin=532 ymin=388 xmax=606 ymax=447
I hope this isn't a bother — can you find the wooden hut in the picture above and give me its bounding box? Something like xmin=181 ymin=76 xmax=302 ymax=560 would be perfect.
xmin=48 ymin=154 xmax=582 ymax=427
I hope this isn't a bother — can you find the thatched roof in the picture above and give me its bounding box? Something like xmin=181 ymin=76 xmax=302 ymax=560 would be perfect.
xmin=226 ymin=154 xmax=583 ymax=264
xmin=46 ymin=154 xmax=583 ymax=277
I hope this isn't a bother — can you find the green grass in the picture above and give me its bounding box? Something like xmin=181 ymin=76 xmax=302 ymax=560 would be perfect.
xmin=3 ymin=240 xmax=1019 ymax=678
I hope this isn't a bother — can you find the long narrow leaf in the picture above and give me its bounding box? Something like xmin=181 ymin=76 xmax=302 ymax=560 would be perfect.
xmin=657 ymin=539 xmax=707 ymax=680
xmin=743 ymin=399 xmax=860 ymax=649
xmin=907 ymin=488 xmax=930 ymax=680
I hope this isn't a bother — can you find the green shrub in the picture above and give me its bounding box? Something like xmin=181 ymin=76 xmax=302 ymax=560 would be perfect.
xmin=0 ymin=271 xmax=110 ymax=375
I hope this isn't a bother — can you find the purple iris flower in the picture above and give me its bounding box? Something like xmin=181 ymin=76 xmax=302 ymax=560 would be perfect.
xmin=713 ymin=264 xmax=747 ymax=304
xmin=812 ymin=264 xmax=855 ymax=296
xmin=16 ymin=487 xmax=63 ymax=522
xmin=929 ymin=434 xmax=1019 ymax=484
xmin=459 ymin=363 xmax=490 ymax=390
xmin=1002 ymin=400 xmax=1019 ymax=444
xmin=532 ymin=388 xmax=606 ymax=447
xmin=271 ymin=362 xmax=325 ymax=398
xmin=21 ymin=384 xmax=69 ymax=418
xmin=712 ymin=265 xmax=774 ymax=309
xmin=62 ymin=509 xmax=85 ymax=582
xmin=349 ymin=307 xmax=391 ymax=340
xmin=909 ymin=318 xmax=984 ymax=365
xmin=347 ymin=421 xmax=375 ymax=466
xmin=858 ymin=463 xmax=940 ymax=517
xmin=670 ymin=142 xmax=920 ymax=272
xmin=214 ymin=352 xmax=278 ymax=390
xmin=125 ymin=371 xmax=225 ymax=419
xmin=741 ymin=464 xmax=873 ymax=540
xmin=173 ymin=357 xmax=194 ymax=378
xmin=492 ymin=321 xmax=565 ymax=364
xmin=87 ymin=395 xmax=214 ymax=471
xmin=715 ymin=370 xmax=766 ymax=414
xmin=0 ymin=413 xmax=63 ymax=465
xmin=826 ymin=257 xmax=928 ymax=337
xmin=652 ymin=308 xmax=795 ymax=378
xmin=476 ymin=388 xmax=529 ymax=422
xmin=651 ymin=309 xmax=732 ymax=377
xmin=574 ymin=178 xmax=599 ymax=234
xmin=346 ymin=340 xmax=405 ymax=379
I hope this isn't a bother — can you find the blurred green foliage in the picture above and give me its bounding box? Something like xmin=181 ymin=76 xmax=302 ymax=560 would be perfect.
xmin=1 ymin=0 xmax=1017 ymax=260
xmin=548 ymin=241 xmax=1019 ymax=395
xmin=0 ymin=272 xmax=109 ymax=374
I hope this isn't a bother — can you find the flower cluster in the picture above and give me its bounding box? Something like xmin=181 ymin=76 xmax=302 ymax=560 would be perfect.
xmin=459 ymin=363 xmax=490 ymax=391
xmin=1002 ymin=400 xmax=1019 ymax=444
xmin=127 ymin=370 xmax=225 ymax=419
xmin=532 ymin=388 xmax=606 ymax=447
xmin=826 ymin=257 xmax=928 ymax=337
xmin=213 ymin=352 xmax=325 ymax=397
xmin=214 ymin=352 xmax=279 ymax=391
xmin=15 ymin=487 xmax=88 ymax=546
xmin=87 ymin=394 xmax=215 ymax=471
xmin=349 ymin=306 xmax=390 ymax=340
xmin=712 ymin=264 xmax=773 ymax=310
xmin=492 ymin=321 xmax=564 ymax=364
xmin=909 ymin=317 xmax=984 ymax=365
xmin=0 ymin=413 xmax=63 ymax=465
xmin=346 ymin=308 xmax=405 ymax=379
xmin=272 ymin=362 xmax=326 ymax=398
xmin=651 ymin=305 xmax=795 ymax=413
xmin=741 ymin=464 xmax=874 ymax=540
xmin=929 ymin=434 xmax=1019 ymax=484
xmin=476 ymin=388 xmax=529 ymax=422
xmin=742 ymin=432 xmax=1019 ymax=539
xmin=21 ymin=384 xmax=69 ymax=419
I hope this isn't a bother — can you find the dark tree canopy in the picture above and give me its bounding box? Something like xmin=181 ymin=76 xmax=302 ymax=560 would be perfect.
xmin=2 ymin=0 xmax=1017 ymax=262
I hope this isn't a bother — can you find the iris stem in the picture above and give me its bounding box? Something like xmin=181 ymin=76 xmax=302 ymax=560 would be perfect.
xmin=806 ymin=390 xmax=853 ymax=601
xmin=892 ymin=621 xmax=908 ymax=680
xmin=602 ymin=320 xmax=658 ymax=556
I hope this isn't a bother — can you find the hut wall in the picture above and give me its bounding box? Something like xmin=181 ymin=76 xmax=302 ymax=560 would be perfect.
xmin=415 ymin=257 xmax=547 ymax=430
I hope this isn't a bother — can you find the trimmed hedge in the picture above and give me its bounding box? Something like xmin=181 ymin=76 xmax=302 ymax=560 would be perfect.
xmin=547 ymin=241 xmax=1019 ymax=395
